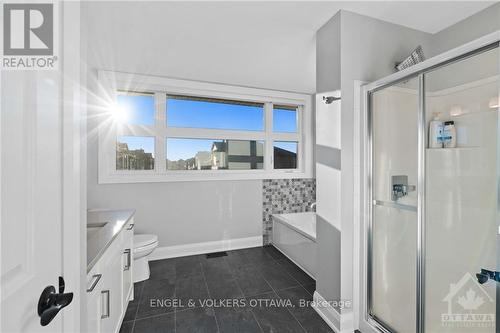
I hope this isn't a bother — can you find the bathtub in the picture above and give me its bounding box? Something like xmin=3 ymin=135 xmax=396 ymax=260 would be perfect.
xmin=272 ymin=212 xmax=316 ymax=279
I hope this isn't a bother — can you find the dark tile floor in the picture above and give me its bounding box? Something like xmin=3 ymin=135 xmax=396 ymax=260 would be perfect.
xmin=120 ymin=245 xmax=333 ymax=333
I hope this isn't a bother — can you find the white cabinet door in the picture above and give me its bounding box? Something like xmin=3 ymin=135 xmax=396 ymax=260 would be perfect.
xmin=122 ymin=220 xmax=134 ymax=306
xmin=86 ymin=273 xmax=103 ymax=333
xmin=100 ymin=251 xmax=123 ymax=333
xmin=1 ymin=71 xmax=65 ymax=332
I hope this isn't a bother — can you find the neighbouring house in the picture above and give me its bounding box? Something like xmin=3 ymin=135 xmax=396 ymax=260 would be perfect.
xmin=116 ymin=142 xmax=155 ymax=170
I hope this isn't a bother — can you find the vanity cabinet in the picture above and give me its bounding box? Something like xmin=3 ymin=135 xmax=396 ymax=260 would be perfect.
xmin=121 ymin=221 xmax=134 ymax=306
xmin=86 ymin=217 xmax=134 ymax=333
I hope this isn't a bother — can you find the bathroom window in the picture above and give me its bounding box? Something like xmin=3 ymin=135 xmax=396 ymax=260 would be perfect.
xmin=97 ymin=71 xmax=312 ymax=183
xmin=166 ymin=96 xmax=264 ymax=131
xmin=166 ymin=138 xmax=264 ymax=170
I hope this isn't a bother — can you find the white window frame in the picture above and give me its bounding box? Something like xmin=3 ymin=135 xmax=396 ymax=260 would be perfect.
xmin=97 ymin=70 xmax=313 ymax=183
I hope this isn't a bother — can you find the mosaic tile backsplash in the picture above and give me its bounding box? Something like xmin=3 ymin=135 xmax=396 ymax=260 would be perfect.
xmin=262 ymin=178 xmax=316 ymax=244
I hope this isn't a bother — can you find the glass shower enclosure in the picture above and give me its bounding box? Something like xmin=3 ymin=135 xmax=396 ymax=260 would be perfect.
xmin=366 ymin=40 xmax=500 ymax=333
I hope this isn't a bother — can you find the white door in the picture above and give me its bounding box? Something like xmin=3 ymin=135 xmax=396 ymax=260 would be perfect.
xmin=1 ymin=69 xmax=67 ymax=332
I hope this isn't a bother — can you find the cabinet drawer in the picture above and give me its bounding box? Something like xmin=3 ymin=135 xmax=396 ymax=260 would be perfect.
xmin=100 ymin=252 xmax=123 ymax=333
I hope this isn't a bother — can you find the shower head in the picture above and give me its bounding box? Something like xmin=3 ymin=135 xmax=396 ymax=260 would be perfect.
xmin=395 ymin=45 xmax=425 ymax=72
xmin=323 ymin=96 xmax=341 ymax=104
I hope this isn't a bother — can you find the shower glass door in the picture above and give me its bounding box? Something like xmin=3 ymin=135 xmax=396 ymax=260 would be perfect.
xmin=424 ymin=46 xmax=499 ymax=333
xmin=368 ymin=43 xmax=500 ymax=333
xmin=369 ymin=77 xmax=420 ymax=333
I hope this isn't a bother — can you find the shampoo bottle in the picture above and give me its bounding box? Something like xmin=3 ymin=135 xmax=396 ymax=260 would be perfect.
xmin=429 ymin=113 xmax=444 ymax=148
xmin=443 ymin=121 xmax=457 ymax=148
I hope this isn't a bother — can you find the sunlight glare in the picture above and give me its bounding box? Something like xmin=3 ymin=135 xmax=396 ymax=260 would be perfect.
xmin=109 ymin=102 xmax=129 ymax=123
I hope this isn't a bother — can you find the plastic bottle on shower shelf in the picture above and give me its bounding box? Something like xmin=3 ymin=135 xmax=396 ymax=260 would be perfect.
xmin=443 ymin=121 xmax=457 ymax=148
xmin=429 ymin=112 xmax=444 ymax=148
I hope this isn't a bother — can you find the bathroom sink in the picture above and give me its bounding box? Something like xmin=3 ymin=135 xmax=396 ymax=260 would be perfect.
xmin=87 ymin=222 xmax=108 ymax=238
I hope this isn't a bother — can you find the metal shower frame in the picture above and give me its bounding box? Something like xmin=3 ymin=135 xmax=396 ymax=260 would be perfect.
xmin=361 ymin=31 xmax=500 ymax=333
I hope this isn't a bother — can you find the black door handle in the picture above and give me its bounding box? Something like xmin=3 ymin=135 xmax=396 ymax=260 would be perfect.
xmin=37 ymin=277 xmax=73 ymax=326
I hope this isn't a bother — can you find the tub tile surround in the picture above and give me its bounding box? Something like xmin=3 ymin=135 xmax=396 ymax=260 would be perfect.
xmin=262 ymin=179 xmax=316 ymax=244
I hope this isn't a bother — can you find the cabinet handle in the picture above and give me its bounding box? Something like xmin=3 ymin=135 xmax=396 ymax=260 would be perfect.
xmin=86 ymin=274 xmax=102 ymax=292
xmin=127 ymin=223 xmax=134 ymax=230
xmin=123 ymin=249 xmax=131 ymax=271
xmin=101 ymin=290 xmax=110 ymax=319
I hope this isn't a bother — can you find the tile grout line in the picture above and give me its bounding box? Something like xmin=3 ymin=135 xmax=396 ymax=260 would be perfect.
xmin=238 ymin=247 xmax=307 ymax=332
xmin=199 ymin=262 xmax=221 ymax=333
xmin=248 ymin=307 xmax=265 ymax=333
xmin=274 ymin=289 xmax=309 ymax=333
xmin=130 ymin=281 xmax=145 ymax=333
xmin=259 ymin=259 xmax=303 ymax=294
xmin=142 ymin=248 xmax=316 ymax=332
xmin=266 ymin=246 xmax=307 ymax=287
xmin=265 ymin=246 xmax=326 ymax=331
xmin=153 ymin=249 xmax=313 ymax=294
xmin=227 ymin=248 xmax=280 ymax=333
xmin=132 ymin=309 xmax=177 ymax=322
xmin=226 ymin=256 xmax=265 ymax=333
xmin=267 ymin=244 xmax=317 ymax=293
xmin=223 ymin=258 xmax=248 ymax=299
xmin=259 ymin=268 xmax=308 ymax=333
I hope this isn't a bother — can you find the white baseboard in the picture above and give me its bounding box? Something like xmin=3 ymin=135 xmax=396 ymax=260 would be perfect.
xmin=312 ymin=291 xmax=354 ymax=333
xmin=148 ymin=235 xmax=263 ymax=261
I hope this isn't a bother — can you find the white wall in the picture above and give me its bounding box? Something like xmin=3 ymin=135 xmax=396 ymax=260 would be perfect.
xmin=339 ymin=12 xmax=432 ymax=314
xmin=82 ymin=1 xmax=317 ymax=94
xmin=85 ymin=68 xmax=264 ymax=247
xmin=86 ymin=76 xmax=264 ymax=247
xmin=87 ymin=144 xmax=263 ymax=247
xmin=83 ymin=2 xmax=317 ymax=248
xmin=430 ymin=2 xmax=500 ymax=57
xmin=314 ymin=4 xmax=500 ymax=331
xmin=315 ymin=91 xmax=342 ymax=307
xmin=315 ymin=11 xmax=432 ymax=323
xmin=316 ymin=12 xmax=341 ymax=93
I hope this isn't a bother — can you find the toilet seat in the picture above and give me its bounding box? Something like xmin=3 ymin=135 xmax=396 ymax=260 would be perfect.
xmin=134 ymin=234 xmax=158 ymax=249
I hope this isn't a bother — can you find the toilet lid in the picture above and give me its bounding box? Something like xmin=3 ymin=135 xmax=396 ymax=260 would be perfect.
xmin=134 ymin=234 xmax=158 ymax=248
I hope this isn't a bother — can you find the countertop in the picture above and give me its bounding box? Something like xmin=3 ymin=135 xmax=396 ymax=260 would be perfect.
xmin=87 ymin=209 xmax=135 ymax=273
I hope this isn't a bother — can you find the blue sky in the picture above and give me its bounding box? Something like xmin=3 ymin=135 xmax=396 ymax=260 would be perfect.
xmin=167 ymin=99 xmax=264 ymax=131
xmin=117 ymin=94 xmax=155 ymax=125
xmin=274 ymin=141 xmax=297 ymax=154
xmin=117 ymin=95 xmax=297 ymax=161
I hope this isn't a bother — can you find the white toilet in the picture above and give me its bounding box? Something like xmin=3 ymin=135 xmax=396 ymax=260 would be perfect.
xmin=133 ymin=234 xmax=159 ymax=283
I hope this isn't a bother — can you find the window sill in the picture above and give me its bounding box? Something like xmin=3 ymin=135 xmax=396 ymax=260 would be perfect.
xmin=98 ymin=170 xmax=313 ymax=184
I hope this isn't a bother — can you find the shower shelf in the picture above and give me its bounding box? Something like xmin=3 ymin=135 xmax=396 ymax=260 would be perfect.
xmin=426 ymin=147 xmax=480 ymax=151
xmin=373 ymin=200 xmax=417 ymax=212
